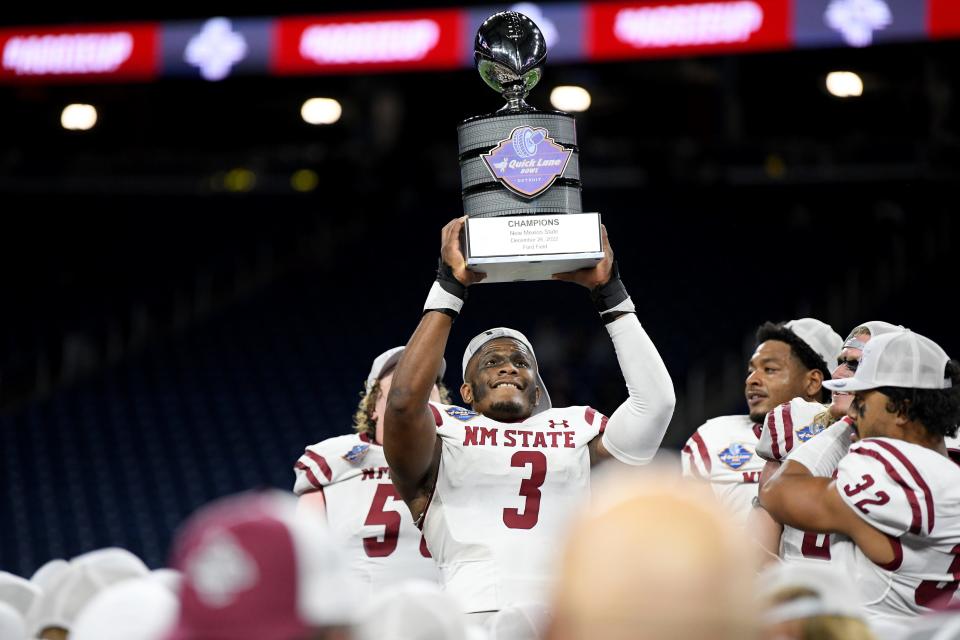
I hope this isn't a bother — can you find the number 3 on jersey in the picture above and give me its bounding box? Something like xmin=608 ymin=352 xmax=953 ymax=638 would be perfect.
xmin=503 ymin=451 xmax=547 ymax=529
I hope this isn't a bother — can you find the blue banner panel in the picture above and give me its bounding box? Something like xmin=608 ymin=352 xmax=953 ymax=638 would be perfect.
xmin=161 ymin=17 xmax=272 ymax=80
xmin=793 ymin=0 xmax=927 ymax=49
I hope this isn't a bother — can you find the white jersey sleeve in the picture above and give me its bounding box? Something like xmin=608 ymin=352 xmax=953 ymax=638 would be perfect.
xmin=293 ymin=433 xmax=379 ymax=495
xmin=680 ymin=415 xmax=764 ymax=524
xmin=681 ymin=430 xmax=710 ymax=479
xmin=836 ymin=438 xmax=931 ymax=538
xmin=294 ymin=442 xmax=337 ymax=495
xmin=756 ymin=398 xmax=828 ymax=462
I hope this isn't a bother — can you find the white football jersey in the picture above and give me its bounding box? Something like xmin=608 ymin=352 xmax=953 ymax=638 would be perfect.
xmin=835 ymin=438 xmax=960 ymax=629
xmin=293 ymin=433 xmax=439 ymax=592
xmin=756 ymin=398 xmax=830 ymax=463
xmin=422 ymin=402 xmax=606 ymax=613
xmin=759 ymin=399 xmax=854 ymax=566
xmin=681 ymin=415 xmax=764 ymax=523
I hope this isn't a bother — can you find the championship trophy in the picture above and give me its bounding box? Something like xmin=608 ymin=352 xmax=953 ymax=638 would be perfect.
xmin=458 ymin=11 xmax=603 ymax=283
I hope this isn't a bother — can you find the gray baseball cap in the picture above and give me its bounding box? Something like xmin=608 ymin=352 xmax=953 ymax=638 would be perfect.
xmin=366 ymin=346 xmax=447 ymax=393
xmin=462 ymin=327 xmax=552 ymax=414
xmin=784 ymin=318 xmax=843 ymax=372
xmin=824 ymin=331 xmax=952 ymax=393
xmin=841 ymin=320 xmax=905 ymax=351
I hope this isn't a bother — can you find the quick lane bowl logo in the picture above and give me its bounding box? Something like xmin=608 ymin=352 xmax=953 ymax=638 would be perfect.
xmin=796 ymin=423 xmax=827 ymax=443
xmin=481 ymin=126 xmax=573 ymax=198
xmin=342 ymin=443 xmax=370 ymax=463
xmin=824 ymin=0 xmax=892 ymax=48
xmin=446 ymin=406 xmax=479 ymax=421
xmin=718 ymin=442 xmax=754 ymax=470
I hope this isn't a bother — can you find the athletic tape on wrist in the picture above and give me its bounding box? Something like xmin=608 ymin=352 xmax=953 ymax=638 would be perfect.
xmin=590 ymin=261 xmax=633 ymax=316
xmin=423 ymin=281 xmax=464 ymax=316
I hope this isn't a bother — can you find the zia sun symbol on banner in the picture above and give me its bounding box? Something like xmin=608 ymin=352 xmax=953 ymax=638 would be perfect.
xmin=824 ymin=0 xmax=892 ymax=48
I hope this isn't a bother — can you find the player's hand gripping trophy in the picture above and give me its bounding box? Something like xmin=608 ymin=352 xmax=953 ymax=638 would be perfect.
xmin=456 ymin=10 xmax=606 ymax=283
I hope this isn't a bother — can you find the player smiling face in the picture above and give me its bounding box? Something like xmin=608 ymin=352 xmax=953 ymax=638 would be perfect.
xmin=462 ymin=337 xmax=540 ymax=422
xmin=830 ymin=342 xmax=867 ymax=418
xmin=745 ymin=340 xmax=812 ymax=423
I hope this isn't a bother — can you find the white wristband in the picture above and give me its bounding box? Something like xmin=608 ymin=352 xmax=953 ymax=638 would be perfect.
xmin=423 ymin=281 xmax=464 ymax=314
xmin=785 ymin=419 xmax=851 ymax=477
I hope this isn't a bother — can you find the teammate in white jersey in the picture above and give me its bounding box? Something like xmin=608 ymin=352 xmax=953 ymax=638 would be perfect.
xmin=293 ymin=346 xmax=448 ymax=592
xmin=760 ymin=330 xmax=960 ymax=634
xmin=383 ymin=218 xmax=675 ymax=614
xmin=682 ymin=318 xmax=841 ymax=522
xmin=751 ymin=321 xmax=904 ymax=566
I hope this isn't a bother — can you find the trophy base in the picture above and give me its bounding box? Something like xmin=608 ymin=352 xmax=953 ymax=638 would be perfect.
xmin=464 ymin=212 xmax=604 ymax=283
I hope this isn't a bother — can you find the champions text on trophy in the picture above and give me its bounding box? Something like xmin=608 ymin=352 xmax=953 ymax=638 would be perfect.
xmin=457 ymin=11 xmax=604 ymax=283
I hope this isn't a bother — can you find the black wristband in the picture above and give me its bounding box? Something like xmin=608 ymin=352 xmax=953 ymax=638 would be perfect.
xmin=436 ymin=258 xmax=468 ymax=302
xmin=589 ymin=261 xmax=630 ymax=313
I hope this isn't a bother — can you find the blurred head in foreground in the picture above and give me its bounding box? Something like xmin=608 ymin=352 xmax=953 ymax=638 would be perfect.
xmin=353 ymin=579 xmax=481 ymax=640
xmin=547 ymin=462 xmax=757 ymax=640
xmin=757 ymin=563 xmax=874 ymax=640
xmin=167 ymin=489 xmax=359 ymax=640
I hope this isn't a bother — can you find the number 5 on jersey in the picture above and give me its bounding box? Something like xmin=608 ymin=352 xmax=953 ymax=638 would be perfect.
xmin=364 ymin=483 xmax=431 ymax=558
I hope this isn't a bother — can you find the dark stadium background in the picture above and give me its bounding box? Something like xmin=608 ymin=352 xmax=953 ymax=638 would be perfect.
xmin=1 ymin=2 xmax=958 ymax=575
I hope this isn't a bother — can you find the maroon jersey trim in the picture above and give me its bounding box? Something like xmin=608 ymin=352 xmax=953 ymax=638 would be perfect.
xmin=872 ymin=439 xmax=936 ymax=534
xmin=782 ymin=402 xmax=794 ymax=454
xmin=690 ymin=431 xmax=712 ymax=473
xmin=767 ymin=411 xmax=782 ymax=461
xmin=303 ymin=450 xmax=333 ymax=482
xmin=295 ymin=460 xmax=322 ymax=490
xmin=850 ymin=447 xmax=922 ymax=535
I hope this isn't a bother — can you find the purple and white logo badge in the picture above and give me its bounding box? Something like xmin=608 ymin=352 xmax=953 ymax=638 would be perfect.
xmin=481 ymin=126 xmax=572 ymax=198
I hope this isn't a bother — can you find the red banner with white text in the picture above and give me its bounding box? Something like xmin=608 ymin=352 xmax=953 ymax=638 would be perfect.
xmin=272 ymin=10 xmax=466 ymax=75
xmin=0 ymin=23 xmax=159 ymax=82
xmin=586 ymin=0 xmax=790 ymax=60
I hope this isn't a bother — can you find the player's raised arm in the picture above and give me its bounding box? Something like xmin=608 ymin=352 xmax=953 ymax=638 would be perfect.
xmin=554 ymin=225 xmax=676 ymax=466
xmin=385 ymin=217 xmax=483 ymax=508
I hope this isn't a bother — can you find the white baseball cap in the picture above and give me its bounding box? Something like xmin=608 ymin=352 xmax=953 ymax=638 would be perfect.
xmin=366 ymin=346 xmax=447 ymax=393
xmin=0 ymin=570 xmax=41 ymax=619
xmin=71 ymin=577 xmax=178 ymax=640
xmin=824 ymin=330 xmax=952 ymax=393
xmin=30 ymin=559 xmax=69 ymax=591
xmin=757 ymin=563 xmax=863 ymax=623
xmin=29 ymin=547 xmax=150 ymax=636
xmin=354 ymin=579 xmax=473 ymax=640
xmin=462 ymin=327 xmax=552 ymax=414
xmin=784 ymin=318 xmax=843 ymax=372
xmin=0 ymin=602 xmax=25 ymax=640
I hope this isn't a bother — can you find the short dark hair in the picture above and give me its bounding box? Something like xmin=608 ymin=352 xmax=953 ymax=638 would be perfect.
xmin=755 ymin=321 xmax=832 ymax=403
xmin=878 ymin=360 xmax=960 ymax=439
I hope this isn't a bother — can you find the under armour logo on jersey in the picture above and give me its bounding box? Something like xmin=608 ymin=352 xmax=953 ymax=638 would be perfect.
xmin=718 ymin=442 xmax=753 ymax=470
xmin=548 ymin=419 xmax=570 ymax=429
xmin=342 ymin=443 xmax=370 ymax=464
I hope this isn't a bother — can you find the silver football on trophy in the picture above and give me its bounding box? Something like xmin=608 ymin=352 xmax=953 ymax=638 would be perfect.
xmin=474 ymin=11 xmax=547 ymax=112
